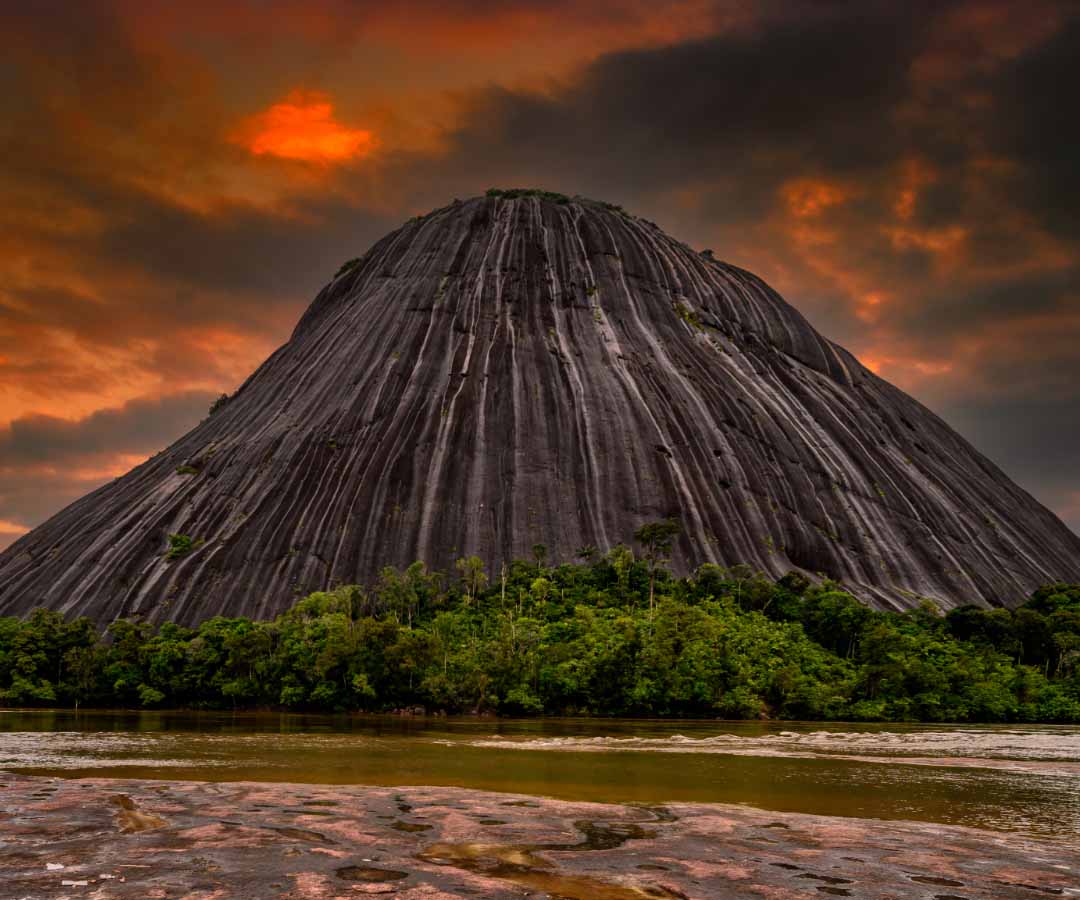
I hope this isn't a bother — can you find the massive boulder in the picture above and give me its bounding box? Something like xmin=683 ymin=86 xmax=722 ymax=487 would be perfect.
xmin=1 ymin=193 xmax=1077 ymax=623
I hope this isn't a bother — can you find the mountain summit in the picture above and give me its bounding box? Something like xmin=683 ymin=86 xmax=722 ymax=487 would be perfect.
xmin=2 ymin=192 xmax=1077 ymax=623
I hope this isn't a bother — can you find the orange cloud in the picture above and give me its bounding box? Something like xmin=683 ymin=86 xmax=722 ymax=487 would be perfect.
xmin=885 ymin=224 xmax=969 ymax=270
xmin=1061 ymin=491 xmax=1080 ymax=524
xmin=5 ymin=454 xmax=154 ymax=485
xmin=855 ymin=350 xmax=954 ymax=384
xmin=0 ymin=518 xmax=28 ymax=536
xmin=855 ymin=291 xmax=888 ymax=324
xmin=893 ymin=158 xmax=937 ymax=221
xmin=235 ymin=90 xmax=376 ymax=164
xmin=782 ymin=178 xmax=852 ymax=218
xmin=767 ymin=178 xmax=896 ymax=329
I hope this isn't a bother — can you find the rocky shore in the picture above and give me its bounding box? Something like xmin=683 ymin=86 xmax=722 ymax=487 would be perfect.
xmin=1 ymin=773 xmax=1075 ymax=898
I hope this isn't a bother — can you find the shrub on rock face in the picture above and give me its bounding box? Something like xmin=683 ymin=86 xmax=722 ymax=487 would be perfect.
xmin=207 ymin=393 xmax=230 ymax=416
xmin=335 ymin=257 xmax=361 ymax=278
xmin=485 ymin=187 xmax=571 ymax=204
xmin=165 ymin=533 xmax=202 ymax=560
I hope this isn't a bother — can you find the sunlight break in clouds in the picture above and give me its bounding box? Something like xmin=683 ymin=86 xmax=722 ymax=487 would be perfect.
xmin=235 ymin=90 xmax=376 ymax=164
xmin=0 ymin=519 xmax=29 ymax=550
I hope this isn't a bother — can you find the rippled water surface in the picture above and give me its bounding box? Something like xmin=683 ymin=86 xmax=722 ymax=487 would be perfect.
xmin=3 ymin=710 xmax=1079 ymax=848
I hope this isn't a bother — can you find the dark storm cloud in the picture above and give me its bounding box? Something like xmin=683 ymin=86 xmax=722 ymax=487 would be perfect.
xmin=428 ymin=4 xmax=929 ymax=209
xmin=886 ymin=271 xmax=1078 ymax=346
xmin=0 ymin=392 xmax=215 ymax=469
xmin=988 ymin=16 xmax=1080 ymax=236
xmin=949 ymin=392 xmax=1080 ymax=518
xmin=92 ymin=194 xmax=397 ymax=311
xmin=0 ymin=392 xmax=216 ymax=541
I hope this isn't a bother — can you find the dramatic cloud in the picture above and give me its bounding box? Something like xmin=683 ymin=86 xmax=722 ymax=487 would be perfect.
xmin=0 ymin=393 xmax=215 ymax=550
xmin=0 ymin=0 xmax=1077 ymax=546
xmin=0 ymin=520 xmax=27 ymax=541
xmin=235 ymin=90 xmax=377 ymax=164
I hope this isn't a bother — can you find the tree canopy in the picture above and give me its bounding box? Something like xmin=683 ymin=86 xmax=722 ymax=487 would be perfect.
xmin=2 ymin=530 xmax=1079 ymax=722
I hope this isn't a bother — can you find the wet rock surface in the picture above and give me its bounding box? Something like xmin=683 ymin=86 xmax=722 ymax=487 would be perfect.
xmin=1 ymin=773 xmax=1076 ymax=898
xmin=1 ymin=196 xmax=1079 ymax=624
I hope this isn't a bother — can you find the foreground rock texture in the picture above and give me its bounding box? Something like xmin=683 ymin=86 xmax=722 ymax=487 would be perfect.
xmin=1 ymin=194 xmax=1078 ymax=623
xmin=1 ymin=774 xmax=1076 ymax=899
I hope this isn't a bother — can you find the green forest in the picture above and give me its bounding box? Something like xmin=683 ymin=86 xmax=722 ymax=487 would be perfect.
xmin=3 ymin=527 xmax=1080 ymax=722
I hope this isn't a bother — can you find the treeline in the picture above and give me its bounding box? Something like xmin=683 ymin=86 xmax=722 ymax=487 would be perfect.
xmin=2 ymin=534 xmax=1079 ymax=722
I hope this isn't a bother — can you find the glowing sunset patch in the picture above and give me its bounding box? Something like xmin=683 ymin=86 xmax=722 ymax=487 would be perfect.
xmin=782 ymin=179 xmax=851 ymax=218
xmin=1062 ymin=491 xmax=1080 ymax=524
xmin=236 ymin=91 xmax=375 ymax=164
xmin=894 ymin=188 xmax=917 ymax=221
xmin=912 ymin=359 xmax=954 ymax=376
xmin=855 ymin=292 xmax=886 ymax=323
xmin=893 ymin=158 xmax=937 ymax=221
xmin=856 ymin=350 xmax=954 ymax=384
xmin=0 ymin=519 xmax=29 ymax=536
xmin=887 ymin=224 xmax=968 ymax=256
xmin=54 ymin=454 xmax=154 ymax=482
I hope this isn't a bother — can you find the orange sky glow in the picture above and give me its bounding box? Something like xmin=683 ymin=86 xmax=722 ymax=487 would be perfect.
xmin=237 ymin=91 xmax=377 ymax=164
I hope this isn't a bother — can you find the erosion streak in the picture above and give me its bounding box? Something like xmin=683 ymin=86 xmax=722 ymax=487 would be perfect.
xmin=1 ymin=194 xmax=1078 ymax=624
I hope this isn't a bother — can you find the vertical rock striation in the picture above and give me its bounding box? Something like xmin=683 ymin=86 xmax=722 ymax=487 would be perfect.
xmin=1 ymin=194 xmax=1077 ymax=623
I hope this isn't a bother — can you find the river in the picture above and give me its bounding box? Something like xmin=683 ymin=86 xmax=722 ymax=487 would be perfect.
xmin=2 ymin=710 xmax=1079 ymax=851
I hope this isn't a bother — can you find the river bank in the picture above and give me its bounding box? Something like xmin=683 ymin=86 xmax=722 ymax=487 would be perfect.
xmin=2 ymin=773 xmax=1077 ymax=899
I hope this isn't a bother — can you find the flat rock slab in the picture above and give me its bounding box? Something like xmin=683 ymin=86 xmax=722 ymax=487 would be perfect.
xmin=0 ymin=773 xmax=1076 ymax=898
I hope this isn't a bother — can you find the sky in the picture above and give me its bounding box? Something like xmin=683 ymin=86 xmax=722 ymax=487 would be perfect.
xmin=0 ymin=0 xmax=1078 ymax=551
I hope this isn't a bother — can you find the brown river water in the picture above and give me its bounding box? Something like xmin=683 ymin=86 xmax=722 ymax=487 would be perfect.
xmin=2 ymin=711 xmax=1079 ymax=850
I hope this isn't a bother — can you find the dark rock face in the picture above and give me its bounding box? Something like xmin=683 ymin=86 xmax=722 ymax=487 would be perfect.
xmin=1 ymin=195 xmax=1077 ymax=623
